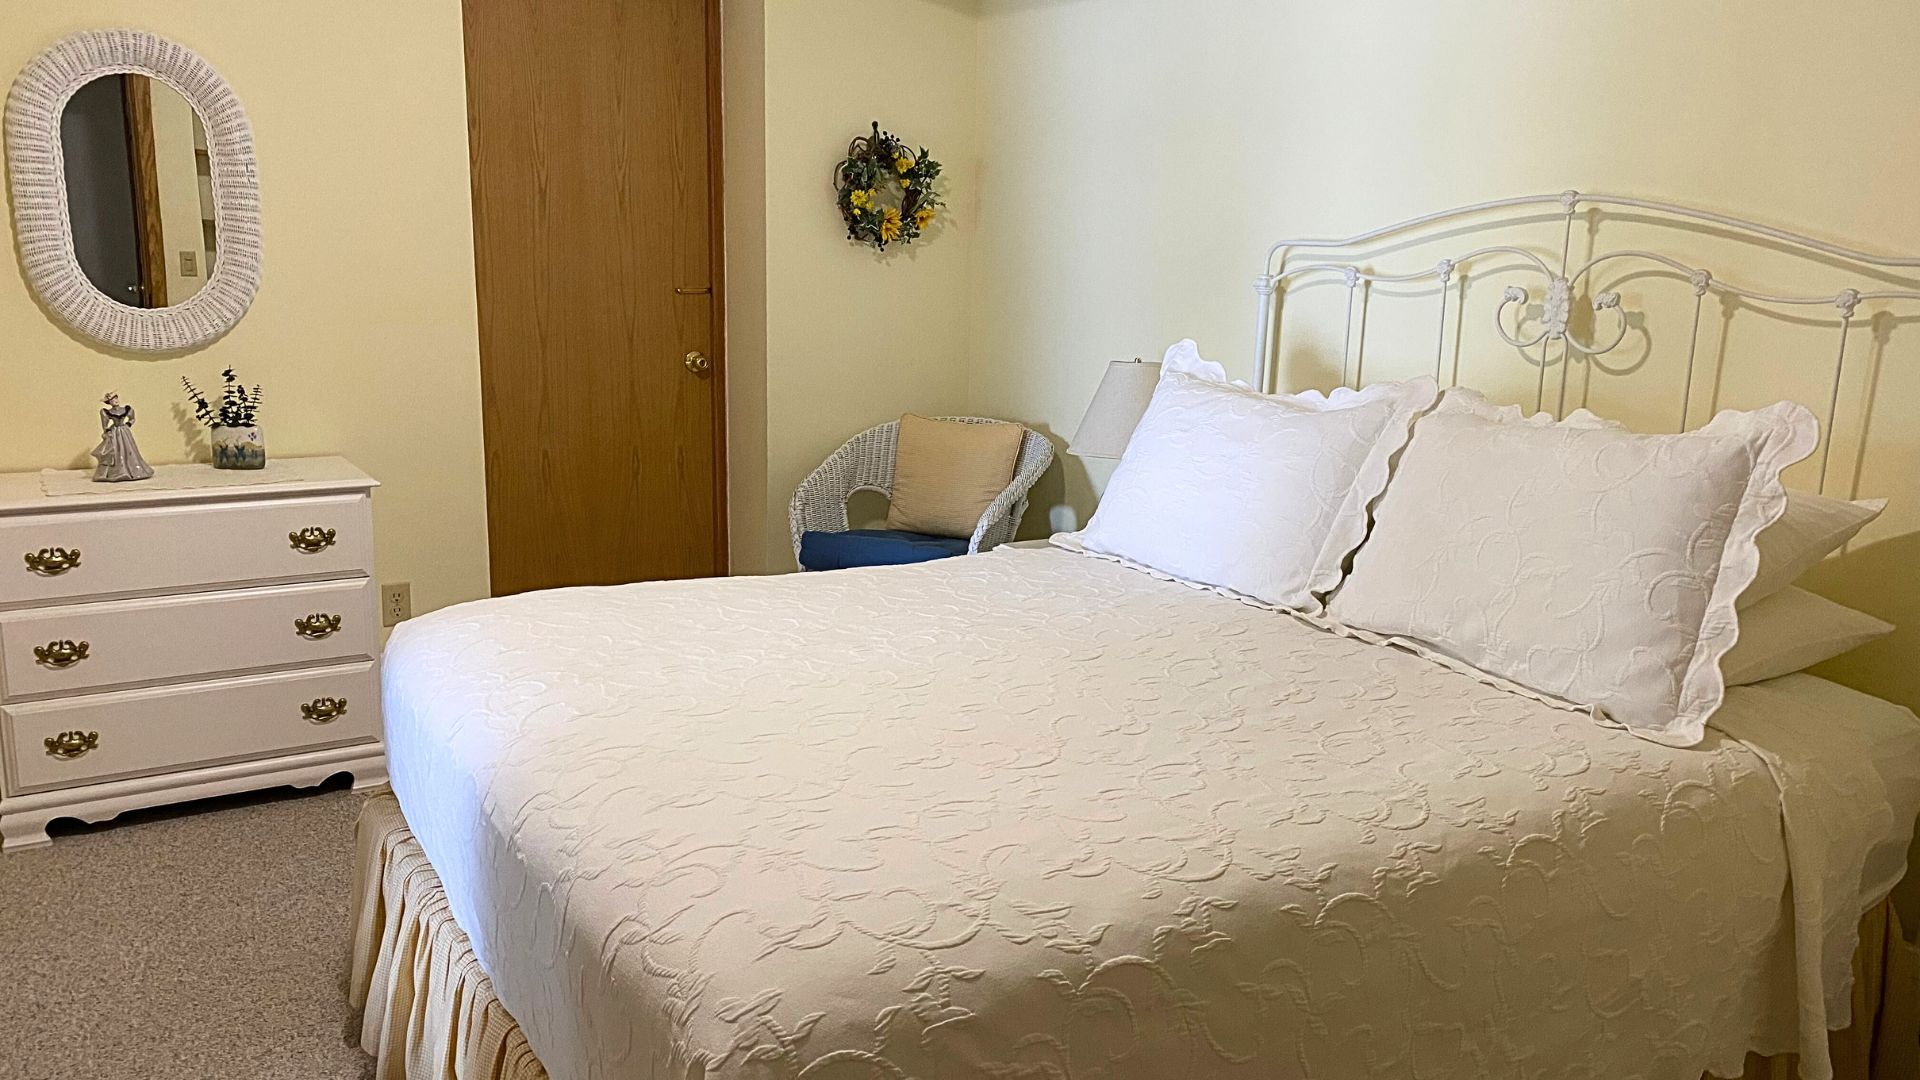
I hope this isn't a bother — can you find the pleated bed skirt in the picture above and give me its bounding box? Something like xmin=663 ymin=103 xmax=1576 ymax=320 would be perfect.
xmin=349 ymin=794 xmax=547 ymax=1080
xmin=347 ymin=793 xmax=1918 ymax=1080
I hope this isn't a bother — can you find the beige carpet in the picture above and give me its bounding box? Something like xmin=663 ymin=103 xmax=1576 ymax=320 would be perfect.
xmin=0 ymin=780 xmax=373 ymax=1080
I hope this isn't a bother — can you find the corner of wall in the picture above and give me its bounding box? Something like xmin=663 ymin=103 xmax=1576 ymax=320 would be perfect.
xmin=732 ymin=0 xmax=985 ymax=573
xmin=721 ymin=0 xmax=775 ymax=573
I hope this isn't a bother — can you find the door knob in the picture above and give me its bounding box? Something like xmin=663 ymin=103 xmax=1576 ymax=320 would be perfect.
xmin=684 ymin=351 xmax=712 ymax=375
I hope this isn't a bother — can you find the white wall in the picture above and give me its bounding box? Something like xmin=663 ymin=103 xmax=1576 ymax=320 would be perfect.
xmin=965 ymin=0 xmax=1920 ymax=716
xmin=722 ymin=1 xmax=1920 ymax=718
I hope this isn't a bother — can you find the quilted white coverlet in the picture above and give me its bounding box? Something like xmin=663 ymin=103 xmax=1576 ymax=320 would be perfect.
xmin=383 ymin=548 xmax=1920 ymax=1080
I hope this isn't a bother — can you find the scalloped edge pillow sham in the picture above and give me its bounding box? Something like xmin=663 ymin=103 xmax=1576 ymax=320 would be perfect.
xmin=1073 ymin=352 xmax=1437 ymax=614
xmin=1327 ymin=389 xmax=1818 ymax=746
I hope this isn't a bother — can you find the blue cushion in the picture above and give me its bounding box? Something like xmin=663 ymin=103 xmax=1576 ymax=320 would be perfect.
xmin=799 ymin=529 xmax=969 ymax=571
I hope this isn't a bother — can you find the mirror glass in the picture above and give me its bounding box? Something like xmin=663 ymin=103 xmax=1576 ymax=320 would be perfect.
xmin=60 ymin=74 xmax=218 ymax=309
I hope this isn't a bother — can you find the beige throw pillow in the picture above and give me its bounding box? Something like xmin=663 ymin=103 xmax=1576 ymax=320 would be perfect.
xmin=886 ymin=415 xmax=1024 ymax=539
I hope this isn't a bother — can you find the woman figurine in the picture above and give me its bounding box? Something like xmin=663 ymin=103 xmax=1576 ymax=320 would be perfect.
xmin=92 ymin=392 xmax=155 ymax=483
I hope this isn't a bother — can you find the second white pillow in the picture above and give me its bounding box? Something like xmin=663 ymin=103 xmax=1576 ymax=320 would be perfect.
xmin=1742 ymin=492 xmax=1886 ymax=608
xmin=1076 ymin=371 xmax=1438 ymax=613
xmin=1721 ymin=586 xmax=1892 ymax=685
xmin=1328 ymin=390 xmax=1817 ymax=746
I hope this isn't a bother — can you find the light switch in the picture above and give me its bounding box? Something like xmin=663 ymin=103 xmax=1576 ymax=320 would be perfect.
xmin=179 ymin=250 xmax=198 ymax=277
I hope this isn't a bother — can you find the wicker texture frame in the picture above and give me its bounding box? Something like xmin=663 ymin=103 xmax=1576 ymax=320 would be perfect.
xmin=5 ymin=29 xmax=262 ymax=353
xmin=789 ymin=417 xmax=1055 ymax=568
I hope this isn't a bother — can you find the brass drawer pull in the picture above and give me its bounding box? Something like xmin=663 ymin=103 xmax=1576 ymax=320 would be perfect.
xmin=302 ymin=697 xmax=349 ymax=724
xmin=294 ymin=613 xmax=343 ymax=639
xmin=24 ymin=547 xmax=81 ymax=576
xmin=289 ymin=527 xmax=338 ymax=554
xmin=33 ymin=639 xmax=90 ymax=668
xmin=44 ymin=730 xmax=99 ymax=759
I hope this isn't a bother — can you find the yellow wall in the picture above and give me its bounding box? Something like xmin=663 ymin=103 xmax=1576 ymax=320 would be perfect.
xmin=967 ymin=0 xmax=1920 ymax=714
xmin=1 ymin=4 xmax=490 ymax=616
xmin=725 ymin=0 xmax=981 ymax=573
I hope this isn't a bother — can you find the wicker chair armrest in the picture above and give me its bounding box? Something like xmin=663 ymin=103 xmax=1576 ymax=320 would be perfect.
xmin=967 ymin=429 xmax=1057 ymax=553
xmin=789 ymin=423 xmax=901 ymax=564
xmin=789 ymin=419 xmax=1056 ymax=566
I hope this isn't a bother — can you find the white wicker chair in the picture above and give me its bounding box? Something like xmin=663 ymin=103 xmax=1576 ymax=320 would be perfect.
xmin=789 ymin=417 xmax=1055 ymax=569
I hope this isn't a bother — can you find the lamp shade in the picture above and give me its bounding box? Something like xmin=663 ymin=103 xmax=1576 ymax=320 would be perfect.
xmin=1068 ymin=359 xmax=1161 ymax=459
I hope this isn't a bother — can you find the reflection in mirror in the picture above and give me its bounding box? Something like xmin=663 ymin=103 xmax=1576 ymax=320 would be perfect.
xmin=61 ymin=74 xmax=218 ymax=309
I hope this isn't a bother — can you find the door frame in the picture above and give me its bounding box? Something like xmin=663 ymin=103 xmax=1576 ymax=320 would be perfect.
xmin=119 ymin=74 xmax=169 ymax=309
xmin=702 ymin=0 xmax=730 ymax=575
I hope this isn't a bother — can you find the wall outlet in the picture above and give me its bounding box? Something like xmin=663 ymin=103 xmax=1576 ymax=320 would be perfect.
xmin=382 ymin=582 xmax=412 ymax=627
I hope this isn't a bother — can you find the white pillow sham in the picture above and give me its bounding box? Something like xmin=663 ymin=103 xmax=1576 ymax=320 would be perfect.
xmin=1328 ymin=389 xmax=1818 ymax=746
xmin=1075 ymin=368 xmax=1438 ymax=613
xmin=1742 ymin=492 xmax=1886 ymax=608
xmin=1722 ymin=586 xmax=1893 ymax=685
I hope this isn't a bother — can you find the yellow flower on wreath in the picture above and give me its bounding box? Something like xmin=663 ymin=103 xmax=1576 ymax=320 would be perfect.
xmin=880 ymin=207 xmax=903 ymax=242
xmin=913 ymin=206 xmax=937 ymax=230
xmin=894 ymin=153 xmax=915 ymax=174
xmin=848 ymin=187 xmax=874 ymax=211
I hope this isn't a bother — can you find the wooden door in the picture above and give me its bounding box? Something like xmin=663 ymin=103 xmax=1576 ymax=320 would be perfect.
xmin=463 ymin=0 xmax=726 ymax=596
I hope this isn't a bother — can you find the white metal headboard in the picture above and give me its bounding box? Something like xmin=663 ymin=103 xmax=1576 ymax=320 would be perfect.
xmin=1253 ymin=191 xmax=1920 ymax=495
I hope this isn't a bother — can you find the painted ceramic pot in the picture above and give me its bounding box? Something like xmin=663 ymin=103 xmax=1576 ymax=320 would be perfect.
xmin=211 ymin=425 xmax=266 ymax=470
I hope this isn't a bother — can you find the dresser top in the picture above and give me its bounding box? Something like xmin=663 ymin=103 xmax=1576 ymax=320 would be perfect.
xmin=0 ymin=456 xmax=377 ymax=516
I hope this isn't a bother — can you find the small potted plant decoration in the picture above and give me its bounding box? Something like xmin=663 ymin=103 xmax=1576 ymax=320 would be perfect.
xmin=182 ymin=368 xmax=266 ymax=469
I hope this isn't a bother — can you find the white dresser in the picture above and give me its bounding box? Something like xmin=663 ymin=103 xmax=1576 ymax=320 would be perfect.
xmin=0 ymin=457 xmax=386 ymax=850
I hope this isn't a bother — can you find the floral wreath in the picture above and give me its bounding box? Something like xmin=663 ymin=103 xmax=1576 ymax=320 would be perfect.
xmin=835 ymin=122 xmax=943 ymax=251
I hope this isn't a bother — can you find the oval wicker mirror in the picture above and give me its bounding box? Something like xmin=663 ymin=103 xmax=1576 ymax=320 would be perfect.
xmin=5 ymin=29 xmax=262 ymax=353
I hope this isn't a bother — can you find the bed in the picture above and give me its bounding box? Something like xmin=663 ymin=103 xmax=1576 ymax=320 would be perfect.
xmin=353 ymin=194 xmax=1920 ymax=1080
xmin=360 ymin=545 xmax=1920 ymax=1080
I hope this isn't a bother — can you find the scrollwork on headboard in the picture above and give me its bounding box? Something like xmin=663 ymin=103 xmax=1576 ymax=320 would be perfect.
xmin=1254 ymin=191 xmax=1920 ymax=495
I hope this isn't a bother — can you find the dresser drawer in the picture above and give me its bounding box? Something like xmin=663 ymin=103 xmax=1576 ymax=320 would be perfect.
xmin=4 ymin=662 xmax=378 ymax=794
xmin=0 ymin=577 xmax=376 ymax=699
xmin=0 ymin=493 xmax=373 ymax=606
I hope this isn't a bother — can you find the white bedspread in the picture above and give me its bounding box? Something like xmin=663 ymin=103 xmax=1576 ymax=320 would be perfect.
xmin=383 ymin=547 xmax=1920 ymax=1080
